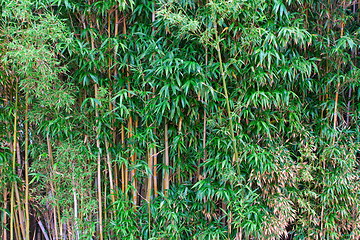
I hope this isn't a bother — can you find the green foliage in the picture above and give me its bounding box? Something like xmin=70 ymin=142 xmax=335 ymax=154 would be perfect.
xmin=1 ymin=0 xmax=359 ymax=239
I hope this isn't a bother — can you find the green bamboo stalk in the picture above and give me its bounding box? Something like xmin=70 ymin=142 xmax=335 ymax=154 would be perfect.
xmin=10 ymin=79 xmax=19 ymax=240
xmin=163 ymin=122 xmax=170 ymax=193
xmin=214 ymin=25 xmax=239 ymax=170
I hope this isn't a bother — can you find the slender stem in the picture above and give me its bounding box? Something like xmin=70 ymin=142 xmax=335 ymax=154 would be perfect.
xmin=146 ymin=148 xmax=153 ymax=203
xmin=46 ymin=134 xmax=59 ymax=240
xmin=38 ymin=220 xmax=51 ymax=240
xmin=2 ymin=190 xmax=8 ymax=240
xmin=94 ymin=84 xmax=104 ymax=240
xmin=10 ymin=79 xmax=18 ymax=240
xmin=214 ymin=26 xmax=239 ymax=170
xmin=146 ymin=147 xmax=153 ymax=238
xmin=105 ymin=138 xmax=116 ymax=204
xmin=24 ymin=92 xmax=30 ymax=240
xmin=121 ymin=124 xmax=127 ymax=193
xmin=73 ymin=184 xmax=80 ymax=240
xmin=153 ymin=129 xmax=158 ymax=198
xmin=14 ymin=182 xmax=25 ymax=238
xmin=163 ymin=122 xmax=170 ymax=194
xmin=332 ymin=2 xmax=345 ymax=144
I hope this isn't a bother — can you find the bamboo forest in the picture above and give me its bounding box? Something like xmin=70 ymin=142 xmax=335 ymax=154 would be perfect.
xmin=1 ymin=0 xmax=360 ymax=239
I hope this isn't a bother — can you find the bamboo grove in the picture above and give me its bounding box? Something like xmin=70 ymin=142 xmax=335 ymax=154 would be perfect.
xmin=0 ymin=0 xmax=359 ymax=239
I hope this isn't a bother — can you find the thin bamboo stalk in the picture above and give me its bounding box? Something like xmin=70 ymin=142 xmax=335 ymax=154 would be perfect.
xmin=176 ymin=118 xmax=182 ymax=183
xmin=2 ymin=189 xmax=8 ymax=240
xmin=153 ymin=129 xmax=158 ymax=198
xmin=128 ymin=116 xmax=137 ymax=206
xmin=146 ymin=148 xmax=153 ymax=203
xmin=107 ymin=7 xmax=118 ymax=203
xmin=10 ymin=80 xmax=19 ymax=240
xmin=14 ymin=207 xmax=22 ymax=240
xmin=146 ymin=147 xmax=153 ymax=238
xmin=214 ymin=24 xmax=239 ymax=169
xmin=94 ymin=83 xmax=104 ymax=240
xmin=163 ymin=122 xmax=170 ymax=193
xmin=38 ymin=220 xmax=51 ymax=240
xmin=47 ymin=134 xmax=59 ymax=240
xmin=73 ymin=178 xmax=80 ymax=240
xmin=121 ymin=124 xmax=127 ymax=193
xmin=24 ymin=92 xmax=30 ymax=240
xmin=105 ymin=138 xmax=116 ymax=204
xmin=87 ymin=3 xmax=104 ymax=236
xmin=57 ymin=205 xmax=63 ymax=239
xmin=151 ymin=3 xmax=157 ymax=199
xmin=14 ymin=182 xmax=25 ymax=238
xmin=332 ymin=1 xmax=345 ymax=143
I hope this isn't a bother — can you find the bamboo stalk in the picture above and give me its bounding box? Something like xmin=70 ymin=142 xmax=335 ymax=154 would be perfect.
xmin=146 ymin=148 xmax=153 ymax=203
xmin=146 ymin=147 xmax=153 ymax=238
xmin=201 ymin=43 xmax=208 ymax=180
xmin=73 ymin=177 xmax=80 ymax=240
xmin=14 ymin=182 xmax=25 ymax=238
xmin=149 ymin=1 xmax=158 ymax=199
xmin=94 ymin=83 xmax=104 ymax=240
xmin=214 ymin=24 xmax=239 ymax=170
xmin=153 ymin=129 xmax=158 ymax=198
xmin=163 ymin=122 xmax=170 ymax=193
xmin=121 ymin=124 xmax=127 ymax=193
xmin=176 ymin=117 xmax=182 ymax=184
xmin=333 ymin=81 xmax=340 ymax=131
xmin=14 ymin=207 xmax=22 ymax=240
xmin=87 ymin=3 xmax=104 ymax=236
xmin=128 ymin=116 xmax=138 ymax=206
xmin=10 ymin=79 xmax=18 ymax=240
xmin=105 ymin=138 xmax=116 ymax=204
xmin=107 ymin=7 xmax=118 ymax=206
xmin=114 ymin=6 xmax=119 ymax=78
xmin=14 ymin=135 xmax=25 ymax=238
xmin=38 ymin=220 xmax=51 ymax=240
xmin=16 ymin=141 xmax=21 ymax=177
xmin=47 ymin=134 xmax=59 ymax=240
xmin=151 ymin=3 xmax=157 ymax=199
xmin=332 ymin=1 xmax=345 ymax=144
xmin=24 ymin=92 xmax=30 ymax=240
xmin=2 ymin=189 xmax=8 ymax=240
xmin=67 ymin=219 xmax=71 ymax=240
xmin=57 ymin=205 xmax=63 ymax=239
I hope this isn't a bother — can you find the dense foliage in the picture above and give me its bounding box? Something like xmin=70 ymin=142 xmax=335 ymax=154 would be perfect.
xmin=1 ymin=0 xmax=359 ymax=239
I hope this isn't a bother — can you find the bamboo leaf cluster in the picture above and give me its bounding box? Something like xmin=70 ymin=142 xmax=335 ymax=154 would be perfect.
xmin=1 ymin=0 xmax=359 ymax=239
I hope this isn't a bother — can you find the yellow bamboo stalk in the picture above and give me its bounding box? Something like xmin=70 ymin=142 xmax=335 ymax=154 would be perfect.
xmin=94 ymin=83 xmax=104 ymax=240
xmin=121 ymin=124 xmax=127 ymax=193
xmin=10 ymin=79 xmax=18 ymax=240
xmin=128 ymin=116 xmax=137 ymax=206
xmin=14 ymin=208 xmax=22 ymax=240
xmin=153 ymin=145 xmax=158 ymax=198
xmin=14 ymin=182 xmax=25 ymax=238
xmin=24 ymin=92 xmax=30 ymax=240
xmin=46 ymin=134 xmax=59 ymax=240
xmin=146 ymin=148 xmax=153 ymax=203
xmin=105 ymin=138 xmax=116 ymax=204
xmin=2 ymin=190 xmax=8 ymax=240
